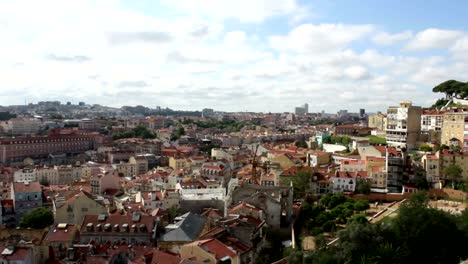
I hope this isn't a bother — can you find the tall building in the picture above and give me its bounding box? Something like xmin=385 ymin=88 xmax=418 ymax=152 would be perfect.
xmin=0 ymin=118 xmax=42 ymax=136
xmin=202 ymin=108 xmax=214 ymax=118
xmin=294 ymin=103 xmax=308 ymax=115
xmin=359 ymin=109 xmax=366 ymax=118
xmin=441 ymin=108 xmax=468 ymax=148
xmin=385 ymin=101 xmax=422 ymax=150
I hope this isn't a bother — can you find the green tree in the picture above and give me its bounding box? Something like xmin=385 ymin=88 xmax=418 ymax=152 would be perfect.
xmin=354 ymin=199 xmax=370 ymax=211
xmin=295 ymin=140 xmax=308 ymax=148
xmin=444 ymin=164 xmax=463 ymax=188
xmin=349 ymin=213 xmax=368 ymax=224
xmin=20 ymin=207 xmax=54 ymax=229
xmin=356 ymin=179 xmax=372 ymax=194
xmin=176 ymin=127 xmax=186 ymax=137
xmin=419 ymin=144 xmax=433 ymax=152
xmin=290 ymin=169 xmax=313 ymax=199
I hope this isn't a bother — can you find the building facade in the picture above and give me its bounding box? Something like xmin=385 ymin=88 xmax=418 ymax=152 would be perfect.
xmin=0 ymin=130 xmax=102 ymax=164
xmin=385 ymin=101 xmax=422 ymax=149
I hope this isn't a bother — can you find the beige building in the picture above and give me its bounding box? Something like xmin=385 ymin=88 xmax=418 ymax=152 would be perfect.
xmin=368 ymin=112 xmax=387 ymax=132
xmin=421 ymin=154 xmax=441 ymax=183
xmin=54 ymin=190 xmax=108 ymax=225
xmin=441 ymin=108 xmax=468 ymax=147
xmin=385 ymin=101 xmax=422 ymax=149
xmin=180 ymin=238 xmax=240 ymax=264
xmin=169 ymin=157 xmax=191 ymax=171
xmin=0 ymin=118 xmax=42 ymax=136
xmin=438 ymin=149 xmax=468 ymax=180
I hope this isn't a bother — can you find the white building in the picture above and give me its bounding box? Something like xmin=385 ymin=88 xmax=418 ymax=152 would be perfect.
xmin=421 ymin=110 xmax=444 ymax=133
xmin=0 ymin=118 xmax=42 ymax=136
xmin=385 ymin=101 xmax=422 ymax=149
xmin=13 ymin=168 xmax=36 ymax=183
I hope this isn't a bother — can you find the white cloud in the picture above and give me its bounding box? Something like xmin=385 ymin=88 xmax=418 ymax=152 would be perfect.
xmin=160 ymin=0 xmax=300 ymax=23
xmin=372 ymin=30 xmax=412 ymax=45
xmin=0 ymin=0 xmax=465 ymax=112
xmin=451 ymin=36 xmax=468 ymax=59
xmin=405 ymin=28 xmax=463 ymax=50
xmin=269 ymin=23 xmax=375 ymax=54
xmin=344 ymin=66 xmax=370 ymax=80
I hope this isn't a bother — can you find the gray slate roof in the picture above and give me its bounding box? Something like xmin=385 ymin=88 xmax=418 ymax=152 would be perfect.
xmin=160 ymin=212 xmax=205 ymax=242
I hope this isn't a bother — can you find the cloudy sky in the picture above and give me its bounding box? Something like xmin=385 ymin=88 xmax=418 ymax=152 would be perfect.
xmin=0 ymin=0 xmax=467 ymax=113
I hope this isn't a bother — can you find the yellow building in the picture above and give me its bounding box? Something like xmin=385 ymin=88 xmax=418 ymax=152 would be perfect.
xmin=180 ymin=238 xmax=240 ymax=264
xmin=53 ymin=190 xmax=108 ymax=225
xmin=271 ymin=154 xmax=302 ymax=169
xmin=169 ymin=156 xmax=191 ymax=171
xmin=368 ymin=112 xmax=387 ymax=132
xmin=437 ymin=149 xmax=468 ymax=180
xmin=441 ymin=109 xmax=468 ymax=146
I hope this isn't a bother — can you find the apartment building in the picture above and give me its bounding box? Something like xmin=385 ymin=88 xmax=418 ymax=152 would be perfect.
xmin=421 ymin=110 xmax=445 ymax=144
xmin=385 ymin=101 xmax=422 ymax=149
xmin=11 ymin=181 xmax=42 ymax=220
xmin=0 ymin=130 xmax=103 ymax=164
xmin=421 ymin=154 xmax=441 ymax=183
xmin=438 ymin=149 xmax=468 ymax=180
xmin=0 ymin=118 xmax=42 ymax=136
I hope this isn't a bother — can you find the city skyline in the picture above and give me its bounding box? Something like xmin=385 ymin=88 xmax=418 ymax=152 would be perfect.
xmin=1 ymin=0 xmax=467 ymax=112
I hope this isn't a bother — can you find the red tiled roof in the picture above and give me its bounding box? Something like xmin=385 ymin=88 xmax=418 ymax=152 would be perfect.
xmin=374 ymin=146 xmax=400 ymax=156
xmin=190 ymin=239 xmax=237 ymax=260
xmin=151 ymin=250 xmax=181 ymax=264
xmin=0 ymin=247 xmax=31 ymax=260
xmin=13 ymin=181 xmax=41 ymax=193
xmin=45 ymin=224 xmax=76 ymax=242
xmin=422 ymin=110 xmax=445 ymax=115
xmin=80 ymin=214 xmax=154 ymax=234
xmin=199 ymin=227 xmax=226 ymax=240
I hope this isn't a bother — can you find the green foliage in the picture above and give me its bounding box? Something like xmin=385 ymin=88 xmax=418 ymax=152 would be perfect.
xmin=367 ymin=135 xmax=387 ymax=145
xmin=430 ymin=98 xmax=451 ymax=109
xmin=353 ymin=199 xmax=370 ymax=211
xmin=432 ymin=79 xmax=468 ymax=99
xmin=419 ymin=144 xmax=433 ymax=152
xmin=182 ymin=118 xmax=258 ymax=132
xmin=323 ymin=136 xmax=352 ymax=146
xmin=20 ymin=208 xmax=54 ymax=229
xmin=112 ymin=125 xmax=156 ymax=140
xmin=356 ymin=179 xmax=372 ymax=195
xmin=290 ymin=169 xmax=313 ymax=199
xmin=0 ymin=111 xmax=17 ymax=121
xmin=440 ymin=144 xmax=450 ymax=150
xmin=444 ymin=164 xmax=463 ymax=183
xmin=296 ymin=191 xmax=468 ymax=264
xmin=349 ymin=213 xmax=368 ymax=224
xmin=49 ymin=113 xmax=64 ymax=119
xmin=295 ymin=140 xmax=309 ymax=148
xmin=295 ymin=195 xmax=372 ymax=239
